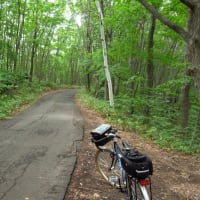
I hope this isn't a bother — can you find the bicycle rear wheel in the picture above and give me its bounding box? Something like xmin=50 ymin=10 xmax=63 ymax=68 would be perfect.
xmin=95 ymin=149 xmax=125 ymax=188
xmin=127 ymin=177 xmax=151 ymax=200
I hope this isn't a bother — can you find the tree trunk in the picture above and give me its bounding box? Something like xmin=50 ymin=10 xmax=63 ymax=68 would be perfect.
xmin=29 ymin=29 xmax=37 ymax=83
xmin=96 ymin=0 xmax=114 ymax=107
xmin=186 ymin=4 xmax=200 ymax=102
xmin=14 ymin=0 xmax=26 ymax=71
xmin=179 ymin=83 xmax=190 ymax=128
xmin=194 ymin=109 xmax=200 ymax=135
xmin=85 ymin=0 xmax=92 ymax=92
xmin=147 ymin=15 xmax=156 ymax=89
xmin=137 ymin=0 xmax=200 ymax=128
xmin=144 ymin=14 xmax=156 ymax=117
xmin=179 ymin=4 xmax=200 ymax=128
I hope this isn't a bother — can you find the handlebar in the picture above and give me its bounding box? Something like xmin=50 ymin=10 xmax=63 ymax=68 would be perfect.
xmin=107 ymin=132 xmax=121 ymax=139
xmin=91 ymin=129 xmax=121 ymax=147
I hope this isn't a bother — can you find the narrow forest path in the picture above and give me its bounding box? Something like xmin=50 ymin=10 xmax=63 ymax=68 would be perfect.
xmin=64 ymin=104 xmax=200 ymax=200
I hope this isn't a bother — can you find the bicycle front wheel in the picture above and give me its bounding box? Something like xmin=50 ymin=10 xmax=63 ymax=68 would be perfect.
xmin=95 ymin=149 xmax=124 ymax=188
xmin=127 ymin=177 xmax=151 ymax=200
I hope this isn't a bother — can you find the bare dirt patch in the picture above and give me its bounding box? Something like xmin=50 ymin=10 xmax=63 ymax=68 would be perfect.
xmin=64 ymin=104 xmax=200 ymax=200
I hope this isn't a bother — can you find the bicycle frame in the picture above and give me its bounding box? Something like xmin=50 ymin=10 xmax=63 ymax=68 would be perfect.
xmin=92 ymin=125 xmax=152 ymax=200
xmin=113 ymin=140 xmax=127 ymax=190
xmin=96 ymin=138 xmax=127 ymax=190
xmin=101 ymin=138 xmax=152 ymax=200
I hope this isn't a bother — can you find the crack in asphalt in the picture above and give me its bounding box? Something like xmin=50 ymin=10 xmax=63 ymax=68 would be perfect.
xmin=0 ymin=90 xmax=83 ymax=200
xmin=0 ymin=147 xmax=48 ymax=200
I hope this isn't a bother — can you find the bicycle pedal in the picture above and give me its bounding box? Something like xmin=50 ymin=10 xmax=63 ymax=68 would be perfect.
xmin=108 ymin=175 xmax=119 ymax=185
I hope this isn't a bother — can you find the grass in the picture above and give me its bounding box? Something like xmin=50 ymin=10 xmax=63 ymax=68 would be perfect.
xmin=0 ymin=81 xmax=69 ymax=120
xmin=77 ymin=90 xmax=200 ymax=156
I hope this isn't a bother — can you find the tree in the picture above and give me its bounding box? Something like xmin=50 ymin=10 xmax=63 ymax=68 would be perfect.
xmin=14 ymin=0 xmax=27 ymax=71
xmin=144 ymin=14 xmax=156 ymax=117
xmin=96 ymin=0 xmax=114 ymax=107
xmin=138 ymin=0 xmax=200 ymax=128
xmin=85 ymin=0 xmax=92 ymax=92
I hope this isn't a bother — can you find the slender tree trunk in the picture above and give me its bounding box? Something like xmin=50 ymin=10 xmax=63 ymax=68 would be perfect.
xmin=14 ymin=0 xmax=26 ymax=71
xmin=144 ymin=14 xmax=156 ymax=117
xmin=180 ymin=83 xmax=190 ymax=128
xmin=96 ymin=0 xmax=114 ymax=107
xmin=147 ymin=15 xmax=156 ymax=89
xmin=29 ymin=29 xmax=37 ymax=83
xmin=85 ymin=0 xmax=92 ymax=92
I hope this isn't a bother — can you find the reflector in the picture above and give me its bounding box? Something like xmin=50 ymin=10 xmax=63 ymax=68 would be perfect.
xmin=139 ymin=179 xmax=150 ymax=186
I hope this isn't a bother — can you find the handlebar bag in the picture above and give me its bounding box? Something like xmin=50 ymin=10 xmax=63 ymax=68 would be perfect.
xmin=91 ymin=124 xmax=113 ymax=146
xmin=121 ymin=149 xmax=153 ymax=179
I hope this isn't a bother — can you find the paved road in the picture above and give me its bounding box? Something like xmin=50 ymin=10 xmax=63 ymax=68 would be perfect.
xmin=0 ymin=90 xmax=83 ymax=200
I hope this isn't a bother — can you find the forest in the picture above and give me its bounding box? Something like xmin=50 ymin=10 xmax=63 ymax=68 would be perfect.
xmin=0 ymin=0 xmax=199 ymax=155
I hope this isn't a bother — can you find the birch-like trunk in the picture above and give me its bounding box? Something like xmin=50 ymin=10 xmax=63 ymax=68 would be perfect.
xmin=96 ymin=0 xmax=114 ymax=107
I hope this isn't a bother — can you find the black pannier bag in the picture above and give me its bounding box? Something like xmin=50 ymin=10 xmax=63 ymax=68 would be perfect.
xmin=121 ymin=149 xmax=153 ymax=179
xmin=91 ymin=124 xmax=113 ymax=146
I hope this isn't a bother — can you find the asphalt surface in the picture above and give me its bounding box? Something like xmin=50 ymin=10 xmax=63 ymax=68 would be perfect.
xmin=0 ymin=90 xmax=83 ymax=200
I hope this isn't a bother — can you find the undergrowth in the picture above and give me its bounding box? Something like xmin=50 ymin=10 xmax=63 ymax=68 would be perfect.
xmin=78 ymin=91 xmax=200 ymax=156
xmin=0 ymin=81 xmax=68 ymax=120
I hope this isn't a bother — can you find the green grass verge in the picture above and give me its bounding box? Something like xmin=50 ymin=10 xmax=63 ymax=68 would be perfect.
xmin=0 ymin=81 xmax=69 ymax=120
xmin=77 ymin=90 xmax=200 ymax=156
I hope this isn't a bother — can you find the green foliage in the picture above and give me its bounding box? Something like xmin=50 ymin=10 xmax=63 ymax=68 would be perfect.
xmin=0 ymin=81 xmax=68 ymax=120
xmin=0 ymin=70 xmax=24 ymax=93
xmin=78 ymin=91 xmax=200 ymax=156
xmin=78 ymin=90 xmax=115 ymax=118
xmin=0 ymin=0 xmax=80 ymax=85
xmin=74 ymin=0 xmax=200 ymax=157
xmin=161 ymin=0 xmax=187 ymax=28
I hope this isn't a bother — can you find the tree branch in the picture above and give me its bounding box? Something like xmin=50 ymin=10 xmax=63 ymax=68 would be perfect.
xmin=179 ymin=0 xmax=195 ymax=9
xmin=138 ymin=0 xmax=191 ymax=42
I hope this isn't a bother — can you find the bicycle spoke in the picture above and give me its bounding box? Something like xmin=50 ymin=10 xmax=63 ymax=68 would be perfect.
xmin=96 ymin=150 xmax=124 ymax=188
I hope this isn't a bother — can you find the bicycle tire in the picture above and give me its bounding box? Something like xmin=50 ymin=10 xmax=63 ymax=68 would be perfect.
xmin=127 ymin=177 xmax=151 ymax=200
xmin=95 ymin=149 xmax=125 ymax=188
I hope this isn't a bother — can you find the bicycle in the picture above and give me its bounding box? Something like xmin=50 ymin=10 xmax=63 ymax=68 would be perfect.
xmin=91 ymin=124 xmax=153 ymax=200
